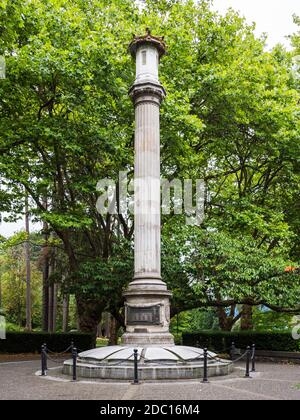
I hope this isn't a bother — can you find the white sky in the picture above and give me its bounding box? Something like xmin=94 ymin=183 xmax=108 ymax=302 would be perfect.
xmin=0 ymin=213 xmax=41 ymax=238
xmin=212 ymin=0 xmax=299 ymax=50
xmin=0 ymin=0 xmax=299 ymax=238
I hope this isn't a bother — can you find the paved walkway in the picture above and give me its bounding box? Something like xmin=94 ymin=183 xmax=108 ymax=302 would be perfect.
xmin=0 ymin=358 xmax=299 ymax=400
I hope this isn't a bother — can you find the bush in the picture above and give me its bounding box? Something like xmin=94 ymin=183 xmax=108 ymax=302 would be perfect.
xmin=0 ymin=332 xmax=95 ymax=354
xmin=182 ymin=330 xmax=300 ymax=352
xmin=172 ymin=333 xmax=182 ymax=345
xmin=5 ymin=322 xmax=24 ymax=332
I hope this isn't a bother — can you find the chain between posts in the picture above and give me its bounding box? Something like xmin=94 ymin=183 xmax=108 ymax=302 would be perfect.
xmin=40 ymin=344 xmax=141 ymax=383
xmin=46 ymin=344 xmax=73 ymax=355
xmin=40 ymin=343 xmax=256 ymax=383
xmin=98 ymin=353 xmax=138 ymax=366
xmin=40 ymin=341 xmax=74 ymax=373
xmin=204 ymin=345 xmax=255 ymax=382
xmin=207 ymin=349 xmax=248 ymax=364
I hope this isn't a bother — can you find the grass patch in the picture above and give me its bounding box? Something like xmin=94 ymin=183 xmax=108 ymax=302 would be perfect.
xmin=96 ymin=337 xmax=109 ymax=347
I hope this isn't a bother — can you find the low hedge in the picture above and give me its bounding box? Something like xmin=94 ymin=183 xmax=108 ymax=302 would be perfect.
xmin=182 ymin=331 xmax=300 ymax=352
xmin=0 ymin=332 xmax=95 ymax=354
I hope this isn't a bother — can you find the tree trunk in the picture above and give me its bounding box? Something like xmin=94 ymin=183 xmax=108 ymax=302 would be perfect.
xmin=48 ymin=284 xmax=53 ymax=332
xmin=48 ymin=285 xmax=58 ymax=333
xmin=41 ymin=201 xmax=49 ymax=332
xmin=217 ymin=307 xmax=233 ymax=331
xmin=48 ymin=250 xmax=56 ymax=332
xmin=76 ymin=295 xmax=105 ymax=346
xmin=52 ymin=282 xmax=57 ymax=332
xmin=97 ymin=322 xmax=102 ymax=338
xmin=62 ymin=293 xmax=69 ymax=333
xmin=108 ymin=315 xmax=117 ymax=345
xmin=103 ymin=312 xmax=110 ymax=337
xmin=25 ymin=193 xmax=32 ymax=331
xmin=240 ymin=304 xmax=253 ymax=330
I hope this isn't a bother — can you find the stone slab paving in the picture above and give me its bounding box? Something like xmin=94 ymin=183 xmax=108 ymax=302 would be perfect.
xmin=0 ymin=359 xmax=299 ymax=400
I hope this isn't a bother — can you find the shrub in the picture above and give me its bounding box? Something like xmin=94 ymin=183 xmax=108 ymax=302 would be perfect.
xmin=5 ymin=322 xmax=24 ymax=332
xmin=0 ymin=332 xmax=95 ymax=354
xmin=182 ymin=330 xmax=300 ymax=352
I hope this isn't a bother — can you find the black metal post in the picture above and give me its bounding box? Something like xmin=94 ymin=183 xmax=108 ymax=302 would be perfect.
xmin=43 ymin=342 xmax=48 ymax=371
xmin=72 ymin=347 xmax=77 ymax=381
xmin=41 ymin=344 xmax=46 ymax=376
xmin=71 ymin=340 xmax=74 ymax=354
xmin=251 ymin=343 xmax=256 ymax=372
xmin=230 ymin=341 xmax=235 ymax=360
xmin=133 ymin=349 xmax=139 ymax=384
xmin=245 ymin=346 xmax=251 ymax=378
xmin=202 ymin=348 xmax=208 ymax=383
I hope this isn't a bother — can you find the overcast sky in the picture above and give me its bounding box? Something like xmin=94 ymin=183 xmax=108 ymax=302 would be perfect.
xmin=0 ymin=0 xmax=299 ymax=238
xmin=212 ymin=0 xmax=299 ymax=50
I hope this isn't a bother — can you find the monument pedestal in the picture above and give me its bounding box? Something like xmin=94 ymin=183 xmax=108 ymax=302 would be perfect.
xmin=121 ymin=278 xmax=174 ymax=345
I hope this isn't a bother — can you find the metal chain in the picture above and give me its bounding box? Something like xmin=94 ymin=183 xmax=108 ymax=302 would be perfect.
xmin=45 ymin=348 xmax=252 ymax=368
xmin=229 ymin=350 xmax=249 ymax=364
xmin=46 ymin=344 xmax=72 ymax=355
xmin=207 ymin=349 xmax=248 ymax=365
xmin=207 ymin=352 xmax=232 ymax=364
xmin=45 ymin=353 xmax=68 ymax=364
xmin=45 ymin=350 xmax=136 ymax=367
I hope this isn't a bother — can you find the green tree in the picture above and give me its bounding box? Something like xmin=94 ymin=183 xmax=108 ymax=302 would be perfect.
xmin=0 ymin=0 xmax=299 ymax=336
xmin=0 ymin=233 xmax=42 ymax=327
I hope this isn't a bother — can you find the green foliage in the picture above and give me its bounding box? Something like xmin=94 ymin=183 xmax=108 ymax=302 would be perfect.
xmin=4 ymin=322 xmax=24 ymax=332
xmin=170 ymin=311 xmax=191 ymax=334
xmin=252 ymin=308 xmax=294 ymax=331
xmin=170 ymin=308 xmax=219 ymax=334
xmin=96 ymin=337 xmax=109 ymax=347
xmin=163 ymin=223 xmax=300 ymax=313
xmin=0 ymin=0 xmax=299 ymax=329
xmin=0 ymin=233 xmax=42 ymax=327
xmin=188 ymin=308 xmax=220 ymax=331
xmin=182 ymin=330 xmax=300 ymax=352
xmin=70 ymin=240 xmax=133 ymax=309
xmin=0 ymin=331 xmax=95 ymax=354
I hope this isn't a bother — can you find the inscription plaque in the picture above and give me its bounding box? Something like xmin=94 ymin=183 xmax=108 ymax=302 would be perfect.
xmin=127 ymin=305 xmax=160 ymax=325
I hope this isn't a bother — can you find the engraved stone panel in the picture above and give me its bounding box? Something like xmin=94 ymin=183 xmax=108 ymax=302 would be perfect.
xmin=127 ymin=305 xmax=160 ymax=325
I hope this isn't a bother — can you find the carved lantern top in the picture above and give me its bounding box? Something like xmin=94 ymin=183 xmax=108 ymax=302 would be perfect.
xmin=129 ymin=28 xmax=167 ymax=58
xmin=129 ymin=29 xmax=166 ymax=86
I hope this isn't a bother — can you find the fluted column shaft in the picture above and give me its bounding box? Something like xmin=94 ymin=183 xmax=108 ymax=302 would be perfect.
xmin=134 ymin=95 xmax=161 ymax=280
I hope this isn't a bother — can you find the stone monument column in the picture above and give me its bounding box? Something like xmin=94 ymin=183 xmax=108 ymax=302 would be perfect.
xmin=122 ymin=30 xmax=174 ymax=345
xmin=63 ymin=31 xmax=232 ymax=381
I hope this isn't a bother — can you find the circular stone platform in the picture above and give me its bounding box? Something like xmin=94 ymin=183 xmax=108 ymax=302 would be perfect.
xmin=63 ymin=345 xmax=233 ymax=380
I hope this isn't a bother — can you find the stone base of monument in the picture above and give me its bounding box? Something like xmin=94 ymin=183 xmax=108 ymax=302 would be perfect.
xmin=62 ymin=345 xmax=233 ymax=380
xmin=121 ymin=332 xmax=175 ymax=345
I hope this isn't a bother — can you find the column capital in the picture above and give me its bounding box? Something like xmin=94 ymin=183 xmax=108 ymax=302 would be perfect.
xmin=128 ymin=81 xmax=166 ymax=106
